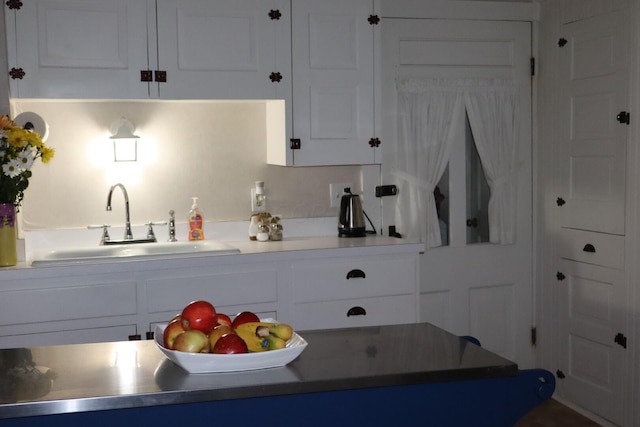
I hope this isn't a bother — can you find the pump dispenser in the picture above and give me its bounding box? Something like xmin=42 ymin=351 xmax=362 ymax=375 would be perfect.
xmin=188 ymin=197 xmax=205 ymax=241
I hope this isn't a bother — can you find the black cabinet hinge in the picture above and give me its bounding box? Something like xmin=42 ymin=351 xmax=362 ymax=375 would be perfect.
xmin=5 ymin=0 xmax=22 ymax=10
xmin=530 ymin=57 xmax=535 ymax=77
xmin=8 ymin=67 xmax=25 ymax=80
xmin=531 ymin=326 xmax=537 ymax=346
xmin=368 ymin=15 xmax=380 ymax=25
xmin=617 ymin=111 xmax=630 ymax=125
xmin=140 ymin=70 xmax=152 ymax=82
xmin=556 ymin=369 xmax=565 ymax=379
xmin=154 ymin=70 xmax=167 ymax=83
xmin=369 ymin=137 xmax=381 ymax=148
xmin=614 ymin=332 xmax=627 ymax=349
xmin=558 ymin=38 xmax=568 ymax=47
xmin=268 ymin=9 xmax=281 ymax=20
xmin=290 ymin=138 xmax=301 ymax=150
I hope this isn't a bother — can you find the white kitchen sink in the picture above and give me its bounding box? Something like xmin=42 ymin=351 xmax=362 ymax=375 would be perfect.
xmin=31 ymin=240 xmax=240 ymax=266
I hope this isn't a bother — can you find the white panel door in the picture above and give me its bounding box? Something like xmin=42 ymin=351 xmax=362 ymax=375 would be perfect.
xmin=557 ymin=259 xmax=625 ymax=426
xmin=290 ymin=0 xmax=376 ymax=166
xmin=6 ymin=0 xmax=150 ymax=98
xmin=382 ymin=19 xmax=533 ymax=366
xmin=557 ymin=10 xmax=629 ymax=235
xmin=155 ymin=0 xmax=290 ymax=100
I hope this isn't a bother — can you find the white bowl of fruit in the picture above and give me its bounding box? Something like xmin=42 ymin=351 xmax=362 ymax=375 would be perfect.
xmin=155 ymin=300 xmax=307 ymax=373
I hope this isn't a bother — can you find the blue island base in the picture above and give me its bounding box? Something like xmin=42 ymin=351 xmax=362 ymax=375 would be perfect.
xmin=1 ymin=368 xmax=554 ymax=427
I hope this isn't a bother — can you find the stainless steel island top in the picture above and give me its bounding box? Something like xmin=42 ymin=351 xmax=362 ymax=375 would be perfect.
xmin=0 ymin=322 xmax=517 ymax=420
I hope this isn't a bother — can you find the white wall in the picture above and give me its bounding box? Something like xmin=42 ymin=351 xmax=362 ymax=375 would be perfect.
xmin=11 ymin=99 xmax=364 ymax=231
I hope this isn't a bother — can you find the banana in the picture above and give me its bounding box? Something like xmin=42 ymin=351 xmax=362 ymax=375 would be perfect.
xmin=269 ymin=323 xmax=293 ymax=341
xmin=267 ymin=334 xmax=287 ymax=350
xmin=236 ymin=322 xmax=294 ymax=341
xmin=234 ymin=322 xmax=295 ymax=351
xmin=234 ymin=324 xmax=269 ymax=352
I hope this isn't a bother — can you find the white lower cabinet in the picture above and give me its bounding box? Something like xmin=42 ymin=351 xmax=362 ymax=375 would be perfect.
xmin=289 ymin=254 xmax=418 ymax=330
xmin=555 ymin=228 xmax=627 ymax=426
xmin=0 ymin=276 xmax=139 ymax=348
xmin=144 ymin=263 xmax=280 ymax=336
xmin=0 ymin=245 xmax=420 ymax=348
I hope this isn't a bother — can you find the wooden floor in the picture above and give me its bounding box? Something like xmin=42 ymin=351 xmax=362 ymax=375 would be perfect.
xmin=515 ymin=399 xmax=602 ymax=426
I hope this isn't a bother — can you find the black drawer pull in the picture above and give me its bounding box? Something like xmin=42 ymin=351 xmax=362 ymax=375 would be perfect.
xmin=583 ymin=244 xmax=596 ymax=253
xmin=347 ymin=306 xmax=367 ymax=317
xmin=346 ymin=269 xmax=366 ymax=279
xmin=128 ymin=334 xmax=141 ymax=341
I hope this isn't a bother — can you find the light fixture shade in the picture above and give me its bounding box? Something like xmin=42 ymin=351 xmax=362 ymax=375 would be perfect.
xmin=113 ymin=139 xmax=138 ymax=162
xmin=109 ymin=117 xmax=140 ymax=162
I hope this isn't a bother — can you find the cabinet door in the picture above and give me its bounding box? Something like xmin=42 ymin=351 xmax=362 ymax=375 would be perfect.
xmin=557 ymin=9 xmax=629 ymax=235
xmin=556 ymin=259 xmax=626 ymax=426
xmin=0 ymin=278 xmax=139 ymax=348
xmin=155 ymin=0 xmax=291 ymax=100
xmin=6 ymin=0 xmax=151 ymax=98
xmin=283 ymin=0 xmax=377 ymax=166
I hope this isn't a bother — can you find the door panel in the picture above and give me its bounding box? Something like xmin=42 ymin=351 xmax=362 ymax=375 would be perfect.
xmin=382 ymin=19 xmax=532 ymax=366
xmin=557 ymin=259 xmax=625 ymax=425
xmin=558 ymin=10 xmax=628 ymax=235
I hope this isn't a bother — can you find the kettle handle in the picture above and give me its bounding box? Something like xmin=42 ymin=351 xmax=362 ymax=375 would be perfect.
xmin=339 ymin=193 xmax=350 ymax=225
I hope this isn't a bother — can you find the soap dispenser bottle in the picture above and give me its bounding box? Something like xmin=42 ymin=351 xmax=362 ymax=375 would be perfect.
xmin=188 ymin=197 xmax=205 ymax=241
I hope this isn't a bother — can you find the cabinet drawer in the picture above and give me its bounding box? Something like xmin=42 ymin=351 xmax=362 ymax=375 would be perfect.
xmin=0 ymin=282 xmax=137 ymax=326
xmin=293 ymin=294 xmax=416 ymax=331
xmin=558 ymin=228 xmax=624 ymax=269
xmin=0 ymin=324 xmax=138 ymax=349
xmin=146 ymin=269 xmax=278 ymax=314
xmin=292 ymin=255 xmax=417 ymax=303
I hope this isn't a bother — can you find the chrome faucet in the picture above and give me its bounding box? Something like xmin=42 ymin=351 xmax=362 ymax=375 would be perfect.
xmin=106 ymin=183 xmax=133 ymax=240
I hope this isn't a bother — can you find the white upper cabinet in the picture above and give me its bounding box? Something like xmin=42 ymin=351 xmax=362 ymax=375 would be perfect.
xmin=154 ymin=0 xmax=290 ymax=100
xmin=267 ymin=0 xmax=379 ymax=166
xmin=5 ymin=0 xmax=290 ymax=100
xmin=5 ymin=0 xmax=151 ymax=98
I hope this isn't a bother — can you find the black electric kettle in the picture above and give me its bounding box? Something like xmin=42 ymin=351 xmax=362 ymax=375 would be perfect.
xmin=338 ymin=188 xmax=366 ymax=237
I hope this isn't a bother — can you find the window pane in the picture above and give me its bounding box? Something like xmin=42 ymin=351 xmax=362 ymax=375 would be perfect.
xmin=465 ymin=114 xmax=490 ymax=244
xmin=435 ymin=167 xmax=449 ymax=246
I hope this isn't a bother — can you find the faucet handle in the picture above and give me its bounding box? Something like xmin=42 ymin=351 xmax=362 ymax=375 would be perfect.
xmin=145 ymin=221 xmax=167 ymax=242
xmin=168 ymin=210 xmax=177 ymax=242
xmin=88 ymin=224 xmax=111 ymax=245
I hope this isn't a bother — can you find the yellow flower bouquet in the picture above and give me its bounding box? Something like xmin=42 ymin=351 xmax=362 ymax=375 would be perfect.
xmin=0 ymin=115 xmax=54 ymax=208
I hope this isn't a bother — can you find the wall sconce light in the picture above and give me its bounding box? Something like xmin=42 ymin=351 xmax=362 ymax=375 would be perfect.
xmin=109 ymin=117 xmax=140 ymax=162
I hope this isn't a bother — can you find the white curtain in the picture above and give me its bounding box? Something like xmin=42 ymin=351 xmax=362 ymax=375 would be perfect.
xmin=464 ymin=80 xmax=519 ymax=244
xmin=394 ymin=79 xmax=463 ymax=248
xmin=394 ymin=78 xmax=519 ymax=248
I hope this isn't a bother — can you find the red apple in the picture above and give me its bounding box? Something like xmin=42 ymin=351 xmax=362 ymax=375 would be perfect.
xmin=212 ymin=333 xmax=248 ymax=354
xmin=215 ymin=313 xmax=232 ymax=327
xmin=181 ymin=300 xmax=217 ymax=334
xmin=232 ymin=311 xmax=260 ymax=329
xmin=163 ymin=318 xmax=186 ymax=349
xmin=173 ymin=329 xmax=210 ymax=353
xmin=208 ymin=324 xmax=234 ymax=349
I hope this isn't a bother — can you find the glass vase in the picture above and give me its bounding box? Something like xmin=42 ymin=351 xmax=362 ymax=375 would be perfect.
xmin=0 ymin=203 xmax=17 ymax=267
